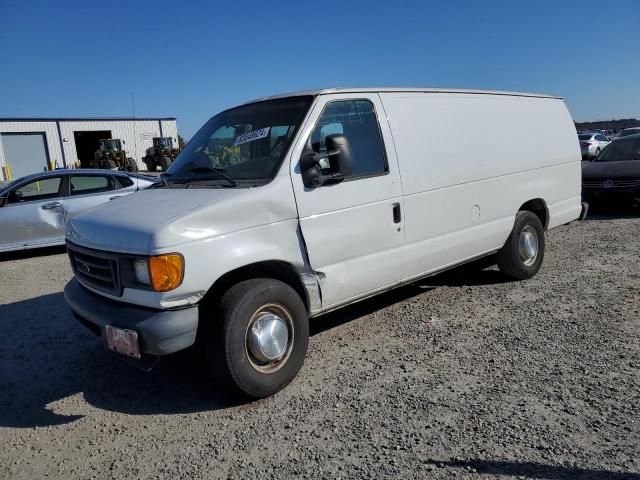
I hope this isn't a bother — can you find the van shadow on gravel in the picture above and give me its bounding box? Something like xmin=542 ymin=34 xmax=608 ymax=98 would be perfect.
xmin=0 ymin=260 xmax=509 ymax=429
xmin=310 ymin=256 xmax=507 ymax=336
xmin=436 ymin=459 xmax=640 ymax=480
xmin=0 ymin=293 xmax=240 ymax=429
xmin=0 ymin=245 xmax=66 ymax=262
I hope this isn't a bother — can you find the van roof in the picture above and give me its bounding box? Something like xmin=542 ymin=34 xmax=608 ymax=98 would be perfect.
xmin=246 ymin=87 xmax=562 ymax=104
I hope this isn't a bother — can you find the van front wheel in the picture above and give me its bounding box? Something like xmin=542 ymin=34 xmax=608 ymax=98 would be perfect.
xmin=497 ymin=211 xmax=545 ymax=280
xmin=207 ymin=279 xmax=309 ymax=398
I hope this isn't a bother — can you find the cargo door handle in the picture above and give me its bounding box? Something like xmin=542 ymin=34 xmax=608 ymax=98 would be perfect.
xmin=392 ymin=203 xmax=402 ymax=223
xmin=41 ymin=202 xmax=62 ymax=210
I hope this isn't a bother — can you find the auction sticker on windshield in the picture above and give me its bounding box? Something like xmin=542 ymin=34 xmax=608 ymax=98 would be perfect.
xmin=234 ymin=127 xmax=270 ymax=147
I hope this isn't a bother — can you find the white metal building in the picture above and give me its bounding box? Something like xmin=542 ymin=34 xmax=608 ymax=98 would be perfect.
xmin=0 ymin=117 xmax=178 ymax=180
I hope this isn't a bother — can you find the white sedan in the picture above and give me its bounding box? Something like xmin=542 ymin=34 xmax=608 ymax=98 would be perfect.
xmin=0 ymin=169 xmax=156 ymax=252
xmin=579 ymin=133 xmax=610 ymax=159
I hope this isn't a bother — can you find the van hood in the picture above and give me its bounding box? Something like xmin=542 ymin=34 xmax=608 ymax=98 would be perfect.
xmin=67 ymin=178 xmax=297 ymax=254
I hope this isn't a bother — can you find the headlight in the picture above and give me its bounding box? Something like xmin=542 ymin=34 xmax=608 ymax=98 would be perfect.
xmin=149 ymin=254 xmax=184 ymax=292
xmin=133 ymin=258 xmax=151 ymax=285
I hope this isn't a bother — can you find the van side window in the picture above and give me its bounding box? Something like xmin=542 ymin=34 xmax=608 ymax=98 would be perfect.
xmin=311 ymin=99 xmax=388 ymax=178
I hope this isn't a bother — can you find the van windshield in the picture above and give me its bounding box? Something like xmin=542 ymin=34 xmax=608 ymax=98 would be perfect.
xmin=163 ymin=96 xmax=313 ymax=187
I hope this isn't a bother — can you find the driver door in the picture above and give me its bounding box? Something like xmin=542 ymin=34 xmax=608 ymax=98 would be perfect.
xmin=0 ymin=175 xmax=66 ymax=251
xmin=289 ymin=93 xmax=406 ymax=309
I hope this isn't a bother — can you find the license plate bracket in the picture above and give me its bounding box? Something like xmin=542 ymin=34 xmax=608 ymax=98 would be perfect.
xmin=105 ymin=325 xmax=141 ymax=359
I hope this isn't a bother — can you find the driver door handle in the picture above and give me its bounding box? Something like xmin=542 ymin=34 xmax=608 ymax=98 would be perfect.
xmin=392 ymin=203 xmax=402 ymax=224
xmin=41 ymin=202 xmax=62 ymax=210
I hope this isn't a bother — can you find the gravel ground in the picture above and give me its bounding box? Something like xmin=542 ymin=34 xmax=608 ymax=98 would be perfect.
xmin=0 ymin=207 xmax=639 ymax=480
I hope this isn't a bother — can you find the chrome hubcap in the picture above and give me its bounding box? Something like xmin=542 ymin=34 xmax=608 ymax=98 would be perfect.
xmin=246 ymin=304 xmax=294 ymax=373
xmin=519 ymin=225 xmax=539 ymax=266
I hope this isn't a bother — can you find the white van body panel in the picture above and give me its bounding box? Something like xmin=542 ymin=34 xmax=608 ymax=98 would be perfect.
xmin=379 ymin=91 xmax=581 ymax=281
xmin=67 ymin=175 xmax=306 ymax=309
xmin=65 ymin=87 xmax=581 ymax=318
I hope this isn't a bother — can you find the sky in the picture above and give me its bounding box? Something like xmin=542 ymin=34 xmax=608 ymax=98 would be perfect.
xmin=1 ymin=0 xmax=639 ymax=138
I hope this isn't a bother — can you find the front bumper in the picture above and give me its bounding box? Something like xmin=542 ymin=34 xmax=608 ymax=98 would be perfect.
xmin=64 ymin=278 xmax=199 ymax=356
xmin=582 ymin=187 xmax=640 ymax=203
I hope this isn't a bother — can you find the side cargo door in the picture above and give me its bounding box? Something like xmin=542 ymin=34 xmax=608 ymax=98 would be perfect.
xmin=289 ymin=93 xmax=405 ymax=309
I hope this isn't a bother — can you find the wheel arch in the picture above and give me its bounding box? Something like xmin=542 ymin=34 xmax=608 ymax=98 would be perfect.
xmin=200 ymin=260 xmax=311 ymax=316
xmin=518 ymin=198 xmax=549 ymax=230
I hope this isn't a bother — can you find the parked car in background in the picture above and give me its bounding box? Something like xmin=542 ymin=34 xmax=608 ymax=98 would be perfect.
xmin=0 ymin=170 xmax=155 ymax=252
xmin=579 ymin=132 xmax=610 ymax=159
xmin=612 ymin=127 xmax=640 ymax=140
xmin=63 ymin=87 xmax=582 ymax=399
xmin=582 ymin=134 xmax=640 ymax=205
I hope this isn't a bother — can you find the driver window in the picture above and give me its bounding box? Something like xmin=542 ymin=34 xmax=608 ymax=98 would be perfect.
xmin=9 ymin=177 xmax=61 ymax=204
xmin=310 ymin=99 xmax=387 ymax=178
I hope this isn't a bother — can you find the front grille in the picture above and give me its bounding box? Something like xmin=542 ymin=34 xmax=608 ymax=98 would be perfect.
xmin=583 ymin=179 xmax=640 ymax=189
xmin=67 ymin=242 xmax=121 ymax=296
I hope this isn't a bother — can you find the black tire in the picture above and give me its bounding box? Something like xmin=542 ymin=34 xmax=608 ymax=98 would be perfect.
xmin=205 ymin=278 xmax=309 ymax=398
xmin=160 ymin=156 xmax=172 ymax=172
xmin=126 ymin=158 xmax=138 ymax=172
xmin=497 ymin=211 xmax=545 ymax=280
xmin=145 ymin=158 xmax=157 ymax=172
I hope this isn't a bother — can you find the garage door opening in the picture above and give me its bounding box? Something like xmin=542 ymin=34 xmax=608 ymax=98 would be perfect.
xmin=74 ymin=130 xmax=111 ymax=168
xmin=1 ymin=132 xmax=51 ymax=179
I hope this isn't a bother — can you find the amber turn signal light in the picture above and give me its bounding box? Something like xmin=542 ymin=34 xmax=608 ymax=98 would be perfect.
xmin=149 ymin=254 xmax=184 ymax=292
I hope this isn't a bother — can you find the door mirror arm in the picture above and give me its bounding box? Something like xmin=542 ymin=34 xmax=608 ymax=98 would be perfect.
xmin=301 ymin=151 xmax=347 ymax=188
xmin=300 ymin=134 xmax=353 ymax=188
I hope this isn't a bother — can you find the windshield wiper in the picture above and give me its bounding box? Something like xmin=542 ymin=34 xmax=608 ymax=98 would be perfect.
xmin=187 ymin=166 xmax=237 ymax=187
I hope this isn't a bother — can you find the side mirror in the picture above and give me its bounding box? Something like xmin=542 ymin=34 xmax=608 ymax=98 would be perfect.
xmin=325 ymin=135 xmax=353 ymax=176
xmin=300 ymin=134 xmax=352 ymax=188
xmin=13 ymin=191 xmax=23 ymax=202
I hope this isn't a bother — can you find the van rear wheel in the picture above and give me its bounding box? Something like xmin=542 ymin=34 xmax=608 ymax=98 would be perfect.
xmin=497 ymin=211 xmax=545 ymax=280
xmin=206 ymin=279 xmax=309 ymax=398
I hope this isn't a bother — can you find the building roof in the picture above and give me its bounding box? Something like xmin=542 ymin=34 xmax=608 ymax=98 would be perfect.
xmin=0 ymin=117 xmax=176 ymax=122
xmin=246 ymin=87 xmax=562 ymax=104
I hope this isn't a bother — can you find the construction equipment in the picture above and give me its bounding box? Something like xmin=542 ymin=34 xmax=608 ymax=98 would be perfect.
xmin=143 ymin=137 xmax=180 ymax=172
xmin=93 ymin=139 xmax=138 ymax=171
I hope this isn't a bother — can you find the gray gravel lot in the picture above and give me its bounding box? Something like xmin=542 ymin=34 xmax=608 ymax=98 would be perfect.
xmin=1 ymin=207 xmax=639 ymax=479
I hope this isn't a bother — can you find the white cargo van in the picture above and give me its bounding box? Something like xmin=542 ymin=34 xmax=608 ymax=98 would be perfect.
xmin=64 ymin=88 xmax=582 ymax=397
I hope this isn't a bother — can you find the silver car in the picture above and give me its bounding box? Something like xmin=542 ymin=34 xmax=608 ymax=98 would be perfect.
xmin=0 ymin=169 xmax=156 ymax=252
xmin=579 ymin=133 xmax=610 ymax=159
